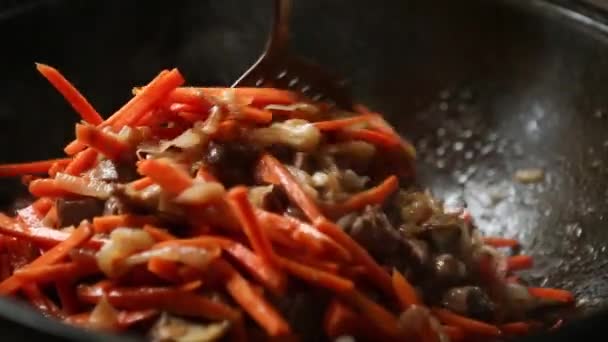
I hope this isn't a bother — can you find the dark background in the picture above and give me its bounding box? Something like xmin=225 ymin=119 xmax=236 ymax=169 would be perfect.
xmin=0 ymin=0 xmax=608 ymax=341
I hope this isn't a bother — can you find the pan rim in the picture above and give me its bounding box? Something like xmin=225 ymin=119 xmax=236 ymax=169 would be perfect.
xmin=0 ymin=0 xmax=606 ymax=341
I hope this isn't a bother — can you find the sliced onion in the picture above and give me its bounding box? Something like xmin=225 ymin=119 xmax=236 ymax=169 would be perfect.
xmin=89 ymin=297 xmax=119 ymax=331
xmin=248 ymin=185 xmax=275 ymax=208
xmin=174 ymin=181 xmax=226 ymax=206
xmin=96 ymin=228 xmax=155 ymax=278
xmin=286 ymin=165 xmax=319 ymax=199
xmin=54 ymin=172 xmax=114 ymax=199
xmin=136 ymin=129 xmax=203 ymax=159
xmin=197 ymin=106 xmax=225 ymax=135
xmin=249 ymin=119 xmax=321 ymax=152
xmin=125 ymin=245 xmax=220 ymax=270
xmin=324 ymin=141 xmax=376 ymax=164
xmin=150 ymin=314 xmax=230 ymax=342
xmin=264 ymin=103 xmax=319 ymax=114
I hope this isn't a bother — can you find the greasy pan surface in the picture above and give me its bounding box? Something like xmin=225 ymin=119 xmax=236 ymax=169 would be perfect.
xmin=0 ymin=0 xmax=607 ymax=340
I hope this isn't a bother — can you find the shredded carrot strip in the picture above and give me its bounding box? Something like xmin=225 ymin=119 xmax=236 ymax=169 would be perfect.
xmin=92 ymin=215 xmax=158 ymax=234
xmin=324 ymin=300 xmax=359 ymax=338
xmin=260 ymin=154 xmax=394 ymax=297
xmin=14 ymin=260 xmax=99 ymax=284
xmin=0 ymin=223 xmax=93 ymax=295
xmin=507 ymin=255 xmax=534 ymax=271
xmin=216 ymin=259 xmax=291 ymax=336
xmin=278 ymin=256 xmax=353 ymax=293
xmin=147 ymin=258 xmax=181 ymax=283
xmin=22 ymin=283 xmax=63 ymax=318
xmin=75 ymin=124 xmax=130 ymax=161
xmin=137 ymin=158 xmax=193 ymax=195
xmin=169 ymin=103 xmax=201 ymax=114
xmin=0 ymin=159 xmax=71 ymax=177
xmin=107 ymin=69 xmax=185 ymax=129
xmin=392 ymin=268 xmax=421 ymax=309
xmin=28 ymin=178 xmax=72 ymax=197
xmin=64 ymin=148 xmax=98 ymax=175
xmin=64 ymin=140 xmax=86 ymax=156
xmin=169 ymin=87 xmax=297 ymax=108
xmin=527 ymin=287 xmax=575 ymax=303
xmin=339 ymin=128 xmax=401 ymax=148
xmin=343 ymin=289 xmax=402 ymax=340
xmin=31 ymin=197 xmax=54 ymax=216
xmin=482 ymin=236 xmax=520 ymax=248
xmin=227 ymin=186 xmax=280 ymax=265
xmin=224 ymin=242 xmax=286 ymax=295
xmin=442 ymin=325 xmax=465 ymax=341
xmin=56 ymin=281 xmax=81 ymax=315
xmin=0 ymin=215 xmax=103 ymax=250
xmin=313 ymin=114 xmax=373 ymax=131
xmin=36 ymin=63 xmax=103 ymax=125
xmin=325 ymin=175 xmax=399 ymax=217
xmin=432 ymin=308 xmax=501 ymax=336
xmin=234 ymin=106 xmax=273 ymax=123
xmin=500 ymin=321 xmax=536 ymax=335
xmin=142 ymin=224 xmax=177 ymax=242
xmin=156 ymin=236 xmax=286 ymax=295
xmin=128 ymin=176 xmax=154 ymax=191
xmin=77 ymin=284 xmax=240 ymax=321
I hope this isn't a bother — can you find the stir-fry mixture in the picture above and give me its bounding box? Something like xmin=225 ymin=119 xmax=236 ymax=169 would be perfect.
xmin=0 ymin=65 xmax=573 ymax=341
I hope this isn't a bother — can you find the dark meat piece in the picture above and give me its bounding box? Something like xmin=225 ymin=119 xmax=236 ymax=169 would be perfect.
xmin=442 ymin=286 xmax=496 ymax=321
xmin=341 ymin=205 xmax=429 ymax=272
xmin=88 ymin=159 xmax=138 ymax=183
xmin=56 ymin=198 xmax=105 ymax=227
xmin=272 ymin=290 xmax=328 ymax=342
xmin=205 ymin=141 xmax=260 ymax=187
xmin=398 ymin=191 xmax=435 ymax=225
xmin=432 ymin=254 xmax=467 ymax=285
xmin=422 ymin=213 xmax=464 ymax=254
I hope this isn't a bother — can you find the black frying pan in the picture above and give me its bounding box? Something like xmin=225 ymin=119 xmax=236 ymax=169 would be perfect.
xmin=0 ymin=0 xmax=607 ymax=340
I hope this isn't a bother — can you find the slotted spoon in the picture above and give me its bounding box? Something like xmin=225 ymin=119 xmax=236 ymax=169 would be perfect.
xmin=232 ymin=0 xmax=353 ymax=109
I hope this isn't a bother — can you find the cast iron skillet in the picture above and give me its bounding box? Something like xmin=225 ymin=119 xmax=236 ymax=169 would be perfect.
xmin=0 ymin=0 xmax=607 ymax=340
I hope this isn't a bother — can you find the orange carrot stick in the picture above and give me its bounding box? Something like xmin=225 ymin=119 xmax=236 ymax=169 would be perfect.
xmin=339 ymin=128 xmax=401 ymax=148
xmin=128 ymin=176 xmax=154 ymax=191
xmin=343 ymin=289 xmax=402 ymax=340
xmin=259 ymin=154 xmax=323 ymax=222
xmin=442 ymin=325 xmax=465 ymax=341
xmin=313 ymin=114 xmax=372 ymax=131
xmin=507 ymin=255 xmax=534 ymax=271
xmin=260 ymin=154 xmax=394 ymax=297
xmin=0 ymin=159 xmax=71 ymax=177
xmin=64 ymin=140 xmax=86 ymax=156
xmin=224 ymin=242 xmax=286 ymax=295
xmin=92 ymin=215 xmax=158 ymax=234
xmin=14 ymin=260 xmax=99 ymax=284
xmin=0 ymin=214 xmax=103 ymax=250
xmin=325 ymin=175 xmax=399 ymax=217
xmin=482 ymin=236 xmax=520 ymax=248
xmin=22 ymin=283 xmax=63 ymax=318
xmin=255 ymin=209 xmax=351 ymax=262
xmin=137 ymin=158 xmax=193 ymax=195
xmin=235 ymin=106 xmax=273 ymax=124
xmin=147 ymin=257 xmax=181 ymax=283
xmin=31 ymin=197 xmax=54 ymax=216
xmin=36 ymin=63 xmax=103 ymax=125
xmin=216 ymin=260 xmax=290 ymax=337
xmin=77 ymin=284 xmax=240 ymax=322
xmin=324 ymin=300 xmax=359 ymax=338
xmin=107 ymin=69 xmax=185 ymax=129
xmin=226 ymin=187 xmax=280 ymax=265
xmin=64 ymin=148 xmax=98 ymax=175
xmin=500 ymin=321 xmax=536 ymax=335
xmin=169 ymin=87 xmax=298 ymax=108
xmin=143 ymin=224 xmax=177 ymax=242
xmin=75 ymin=124 xmax=130 ymax=161
xmin=527 ymin=287 xmax=575 ymax=303
xmin=278 ymin=256 xmax=353 ymax=293
xmin=0 ymin=223 xmax=93 ymax=295
xmin=392 ymin=268 xmax=421 ymax=309
xmin=56 ymin=281 xmax=81 ymax=315
xmin=28 ymin=179 xmax=72 ymax=197
xmin=432 ymin=308 xmax=501 ymax=336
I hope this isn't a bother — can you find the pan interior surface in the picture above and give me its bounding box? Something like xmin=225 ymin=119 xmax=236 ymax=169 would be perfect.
xmin=0 ymin=0 xmax=606 ymax=340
